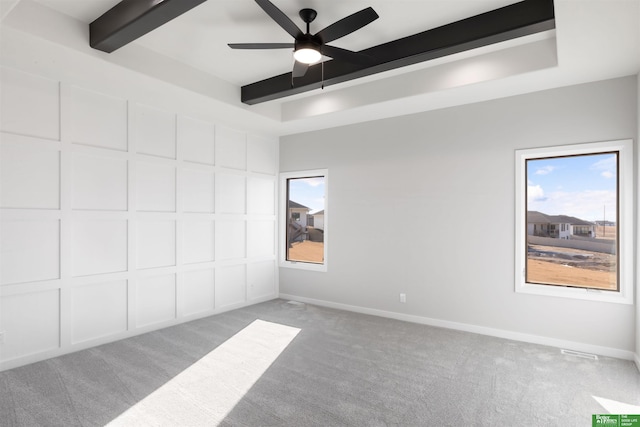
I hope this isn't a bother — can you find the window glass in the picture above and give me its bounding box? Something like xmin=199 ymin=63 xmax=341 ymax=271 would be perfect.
xmin=280 ymin=170 xmax=328 ymax=271
xmin=525 ymin=153 xmax=618 ymax=291
xmin=286 ymin=176 xmax=325 ymax=264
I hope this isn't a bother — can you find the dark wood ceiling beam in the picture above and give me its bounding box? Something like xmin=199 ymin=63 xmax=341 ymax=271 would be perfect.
xmin=90 ymin=0 xmax=207 ymax=53
xmin=241 ymin=0 xmax=555 ymax=105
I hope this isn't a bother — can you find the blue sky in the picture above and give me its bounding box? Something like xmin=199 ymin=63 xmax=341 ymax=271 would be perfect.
xmin=527 ymin=153 xmax=617 ymax=222
xmin=289 ymin=177 xmax=325 ymax=213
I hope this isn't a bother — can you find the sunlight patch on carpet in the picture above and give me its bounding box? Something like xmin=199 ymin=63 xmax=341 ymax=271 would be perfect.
xmin=593 ymin=396 xmax=640 ymax=414
xmin=107 ymin=319 xmax=301 ymax=426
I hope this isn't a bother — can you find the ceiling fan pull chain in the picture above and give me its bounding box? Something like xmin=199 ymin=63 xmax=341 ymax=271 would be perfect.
xmin=291 ymin=59 xmax=295 ymax=88
xmin=321 ymin=60 xmax=324 ymax=90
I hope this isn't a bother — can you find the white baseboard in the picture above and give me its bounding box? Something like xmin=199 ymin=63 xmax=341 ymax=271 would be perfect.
xmin=279 ymin=293 xmax=636 ymax=362
xmin=0 ymin=294 xmax=278 ymax=372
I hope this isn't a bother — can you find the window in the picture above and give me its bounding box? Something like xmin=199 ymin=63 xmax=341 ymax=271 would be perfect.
xmin=279 ymin=169 xmax=328 ymax=271
xmin=515 ymin=140 xmax=633 ymax=304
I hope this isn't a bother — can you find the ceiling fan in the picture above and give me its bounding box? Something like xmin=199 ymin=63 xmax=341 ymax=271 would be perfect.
xmin=228 ymin=0 xmax=379 ymax=78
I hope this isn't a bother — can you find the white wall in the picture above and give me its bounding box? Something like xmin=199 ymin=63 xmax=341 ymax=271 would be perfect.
xmin=636 ymin=71 xmax=640 ymax=370
xmin=0 ymin=31 xmax=278 ymax=371
xmin=280 ymin=76 xmax=638 ymax=358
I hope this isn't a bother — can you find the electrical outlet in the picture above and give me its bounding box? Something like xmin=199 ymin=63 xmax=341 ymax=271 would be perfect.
xmin=399 ymin=293 xmax=406 ymax=303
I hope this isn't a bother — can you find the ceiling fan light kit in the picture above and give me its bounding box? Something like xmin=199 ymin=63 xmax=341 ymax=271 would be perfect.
xmin=294 ymin=47 xmax=321 ymax=65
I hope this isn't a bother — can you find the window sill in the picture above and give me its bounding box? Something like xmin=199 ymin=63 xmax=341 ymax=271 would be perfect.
xmin=516 ymin=281 xmax=632 ymax=304
xmin=279 ymin=260 xmax=327 ymax=272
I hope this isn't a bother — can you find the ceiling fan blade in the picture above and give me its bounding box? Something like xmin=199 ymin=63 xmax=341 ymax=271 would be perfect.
xmin=228 ymin=43 xmax=294 ymax=49
xmin=322 ymin=45 xmax=375 ymax=66
xmin=254 ymin=0 xmax=303 ymax=39
xmin=315 ymin=7 xmax=379 ymax=44
xmin=292 ymin=60 xmax=309 ymax=78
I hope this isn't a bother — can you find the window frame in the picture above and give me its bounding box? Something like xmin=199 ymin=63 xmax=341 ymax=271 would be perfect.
xmin=514 ymin=139 xmax=634 ymax=304
xmin=279 ymin=169 xmax=328 ymax=272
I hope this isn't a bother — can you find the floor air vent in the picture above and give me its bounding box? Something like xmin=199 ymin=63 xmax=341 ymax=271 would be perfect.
xmin=561 ymin=349 xmax=598 ymax=360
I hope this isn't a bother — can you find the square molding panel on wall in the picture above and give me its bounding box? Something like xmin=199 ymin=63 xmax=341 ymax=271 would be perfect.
xmin=0 ymin=66 xmax=279 ymax=370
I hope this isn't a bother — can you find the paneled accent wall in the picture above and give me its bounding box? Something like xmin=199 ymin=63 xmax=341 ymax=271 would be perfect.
xmin=0 ymin=66 xmax=278 ymax=370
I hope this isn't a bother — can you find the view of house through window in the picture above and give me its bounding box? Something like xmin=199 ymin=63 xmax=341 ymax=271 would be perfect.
xmin=286 ymin=176 xmax=325 ymax=264
xmin=525 ymin=152 xmax=619 ymax=291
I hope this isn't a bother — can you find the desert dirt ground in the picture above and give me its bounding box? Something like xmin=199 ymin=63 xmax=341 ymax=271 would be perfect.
xmin=527 ymin=243 xmax=617 ymax=290
xmin=288 ymin=240 xmax=324 ymax=263
xmin=527 ymin=260 xmax=617 ymax=290
xmin=594 ymin=225 xmax=616 ymax=241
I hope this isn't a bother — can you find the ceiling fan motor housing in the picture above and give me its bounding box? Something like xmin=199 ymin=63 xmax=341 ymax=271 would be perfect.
xmin=295 ymin=34 xmax=322 ymax=52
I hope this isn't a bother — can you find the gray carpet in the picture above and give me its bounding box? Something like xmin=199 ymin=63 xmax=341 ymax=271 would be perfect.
xmin=1 ymin=299 xmax=638 ymax=426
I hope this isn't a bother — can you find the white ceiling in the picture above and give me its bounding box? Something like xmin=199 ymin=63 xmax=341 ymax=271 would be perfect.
xmin=2 ymin=0 xmax=640 ymax=136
